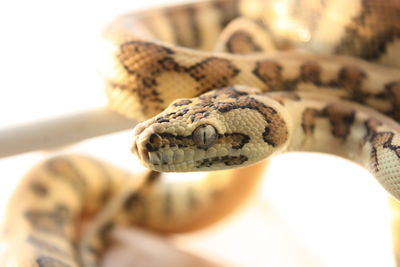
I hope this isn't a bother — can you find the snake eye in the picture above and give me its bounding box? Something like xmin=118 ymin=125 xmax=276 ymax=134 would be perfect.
xmin=193 ymin=124 xmax=218 ymax=149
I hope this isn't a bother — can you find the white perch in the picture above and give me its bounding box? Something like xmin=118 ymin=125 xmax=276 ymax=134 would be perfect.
xmin=0 ymin=107 xmax=136 ymax=158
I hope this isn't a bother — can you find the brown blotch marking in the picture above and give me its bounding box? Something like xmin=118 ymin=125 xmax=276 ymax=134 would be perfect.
xmin=252 ymin=61 xmax=299 ymax=91
xmin=123 ymin=173 xmax=160 ymax=215
xmin=158 ymin=108 xmax=190 ymax=122
xmin=253 ymin=59 xmax=394 ymax=113
xmin=382 ymin=133 xmax=400 ymax=158
xmin=217 ymin=133 xmax=250 ymax=149
xmin=364 ymin=117 xmax=400 ymax=172
xmin=226 ymin=30 xmax=263 ymax=54
xmin=385 ymin=81 xmax=400 ymax=121
xmin=231 ymin=96 xmax=287 ymax=147
xmin=159 ymin=57 xmax=183 ymax=72
xmin=255 ymin=60 xmax=301 ymax=91
xmin=123 ymin=193 xmax=141 ymax=211
xmin=213 ymin=0 xmax=240 ymax=31
xmin=189 ymin=111 xmax=210 ymax=123
xmin=260 ymin=108 xmax=288 ymax=147
xmin=116 ymin=43 xmax=240 ymax=117
xmin=187 ymin=57 xmax=240 ymax=92
xmin=117 ymin=41 xmax=174 ymax=115
xmin=173 ymin=99 xmax=192 ymax=106
xmin=97 ymin=221 xmax=115 ymax=249
xmin=196 ymin=155 xmax=248 ymax=168
xmin=154 ymin=108 xmax=190 ymax=126
xmin=36 ymin=256 xmax=71 ymax=267
xmin=146 ymin=171 xmax=161 ymax=184
xmin=46 ymin=157 xmax=87 ymax=201
xmin=261 ymin=122 xmax=286 ymax=146
xmin=147 ymin=88 xmax=288 ymax=152
xmin=195 ymin=87 xmax=288 ymax=147
xmin=119 ymin=41 xmax=174 ymax=75
xmin=156 ymin=117 xmax=170 ymax=123
xmin=164 ymin=5 xmax=201 ymax=48
xmin=337 ymin=66 xmax=367 ymax=102
xmin=321 ymin=104 xmax=356 ymax=139
xmin=253 ymin=60 xmax=283 ymax=91
xmin=99 ymin=221 xmax=115 ymax=238
xmin=363 ymin=118 xmax=383 ymax=141
xmin=301 ymin=108 xmax=320 ymax=136
xmin=25 ymin=204 xmax=70 ymax=237
xmin=335 ymin=0 xmax=400 ymax=61
xmin=300 ymin=61 xmax=322 ymax=84
xmin=301 ymin=104 xmax=355 ymax=140
xmin=30 ymin=180 xmax=48 ymax=197
xmin=122 ymin=191 xmax=148 ymax=225
xmin=368 ymin=131 xmax=400 ymax=172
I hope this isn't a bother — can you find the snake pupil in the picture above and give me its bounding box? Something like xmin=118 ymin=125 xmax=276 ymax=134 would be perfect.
xmin=193 ymin=124 xmax=217 ymax=149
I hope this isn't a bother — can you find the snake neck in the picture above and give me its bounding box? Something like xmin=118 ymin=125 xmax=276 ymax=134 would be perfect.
xmin=278 ymin=92 xmax=400 ymax=199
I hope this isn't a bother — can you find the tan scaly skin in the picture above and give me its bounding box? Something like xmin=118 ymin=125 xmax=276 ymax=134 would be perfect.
xmin=133 ymin=86 xmax=400 ymax=197
xmin=2 ymin=0 xmax=400 ymax=266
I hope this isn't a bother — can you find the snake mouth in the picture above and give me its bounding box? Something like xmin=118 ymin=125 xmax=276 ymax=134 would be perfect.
xmin=136 ymin=148 xmax=183 ymax=169
xmin=132 ymin=137 xmax=250 ymax=171
xmin=194 ymin=155 xmax=248 ymax=169
xmin=131 ymin=122 xmax=252 ymax=171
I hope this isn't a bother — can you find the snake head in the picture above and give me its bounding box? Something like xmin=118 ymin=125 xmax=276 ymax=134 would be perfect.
xmin=132 ymin=86 xmax=289 ymax=172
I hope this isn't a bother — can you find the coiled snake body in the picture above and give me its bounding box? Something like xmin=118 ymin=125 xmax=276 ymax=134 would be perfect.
xmin=2 ymin=0 xmax=400 ymax=266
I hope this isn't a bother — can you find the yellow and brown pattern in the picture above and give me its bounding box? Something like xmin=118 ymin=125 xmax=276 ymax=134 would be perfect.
xmin=3 ymin=0 xmax=400 ymax=266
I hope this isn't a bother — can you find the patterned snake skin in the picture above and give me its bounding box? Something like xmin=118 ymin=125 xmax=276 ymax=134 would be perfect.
xmin=2 ymin=0 xmax=400 ymax=266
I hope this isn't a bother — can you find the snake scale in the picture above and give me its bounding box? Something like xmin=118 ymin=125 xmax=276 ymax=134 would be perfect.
xmin=2 ymin=0 xmax=400 ymax=266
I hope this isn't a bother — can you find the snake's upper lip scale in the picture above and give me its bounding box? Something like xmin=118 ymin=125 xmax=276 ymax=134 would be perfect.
xmin=132 ymin=134 xmax=164 ymax=166
xmin=131 ymin=137 xmax=150 ymax=163
xmin=148 ymin=151 xmax=162 ymax=165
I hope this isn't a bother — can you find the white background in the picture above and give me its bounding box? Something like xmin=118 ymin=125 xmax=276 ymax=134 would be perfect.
xmin=0 ymin=1 xmax=396 ymax=266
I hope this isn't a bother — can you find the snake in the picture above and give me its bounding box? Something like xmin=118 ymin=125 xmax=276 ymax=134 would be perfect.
xmin=2 ymin=0 xmax=400 ymax=266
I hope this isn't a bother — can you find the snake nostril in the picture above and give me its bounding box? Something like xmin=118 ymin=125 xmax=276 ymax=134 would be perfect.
xmin=149 ymin=133 xmax=162 ymax=146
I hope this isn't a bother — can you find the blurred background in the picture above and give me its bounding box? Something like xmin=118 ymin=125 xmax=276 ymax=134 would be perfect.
xmin=0 ymin=0 xmax=396 ymax=266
